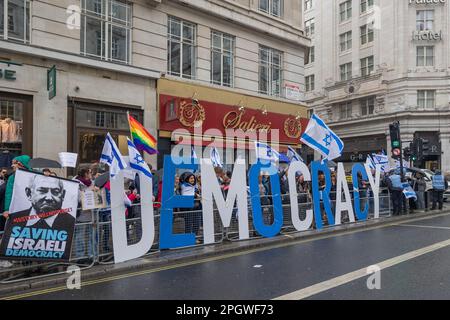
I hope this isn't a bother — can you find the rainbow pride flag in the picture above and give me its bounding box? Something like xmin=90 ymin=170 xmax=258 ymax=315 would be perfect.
xmin=128 ymin=114 xmax=158 ymax=155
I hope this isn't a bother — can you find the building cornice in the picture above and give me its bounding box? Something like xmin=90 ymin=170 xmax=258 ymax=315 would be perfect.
xmin=0 ymin=40 xmax=161 ymax=79
xmin=168 ymin=0 xmax=311 ymax=48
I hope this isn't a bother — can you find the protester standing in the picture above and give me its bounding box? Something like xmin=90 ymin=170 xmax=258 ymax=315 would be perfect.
xmin=431 ymin=170 xmax=448 ymax=211
xmin=386 ymin=172 xmax=404 ymax=216
xmin=414 ymin=173 xmax=427 ymax=211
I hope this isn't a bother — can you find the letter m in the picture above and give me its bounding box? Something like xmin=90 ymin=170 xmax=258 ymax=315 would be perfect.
xmin=200 ymin=158 xmax=249 ymax=244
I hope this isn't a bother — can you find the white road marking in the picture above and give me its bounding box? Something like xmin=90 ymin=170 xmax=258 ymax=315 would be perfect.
xmin=395 ymin=224 xmax=450 ymax=231
xmin=253 ymin=265 xmax=263 ymax=268
xmin=273 ymin=238 xmax=450 ymax=300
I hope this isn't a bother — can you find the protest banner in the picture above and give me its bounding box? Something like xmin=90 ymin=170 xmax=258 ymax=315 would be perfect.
xmin=0 ymin=170 xmax=79 ymax=262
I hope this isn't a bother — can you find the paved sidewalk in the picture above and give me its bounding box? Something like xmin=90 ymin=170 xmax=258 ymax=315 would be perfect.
xmin=0 ymin=208 xmax=449 ymax=296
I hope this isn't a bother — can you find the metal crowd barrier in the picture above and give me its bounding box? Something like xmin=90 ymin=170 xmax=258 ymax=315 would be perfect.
xmin=0 ymin=187 xmax=442 ymax=284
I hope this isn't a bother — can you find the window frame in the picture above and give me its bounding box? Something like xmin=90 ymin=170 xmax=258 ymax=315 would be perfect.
xmin=339 ymin=0 xmax=352 ymax=23
xmin=0 ymin=0 xmax=31 ymax=44
xmin=360 ymin=23 xmax=374 ymax=45
xmin=305 ymin=18 xmax=315 ymax=37
xmin=167 ymin=16 xmax=197 ymax=79
xmin=360 ymin=55 xmax=374 ymax=76
xmin=360 ymin=0 xmax=374 ymax=14
xmin=416 ymin=45 xmax=434 ymax=67
xmin=305 ymin=0 xmax=313 ymax=11
xmin=259 ymin=0 xmax=283 ymax=18
xmin=339 ymin=31 xmax=352 ymax=52
xmin=339 ymin=102 xmax=352 ymax=120
xmin=360 ymin=97 xmax=375 ymax=116
xmin=305 ymin=46 xmax=315 ymax=64
xmin=417 ymin=90 xmax=436 ymax=108
xmin=210 ymin=30 xmax=235 ymax=87
xmin=80 ymin=0 xmax=132 ymax=64
xmin=340 ymin=62 xmax=352 ymax=81
xmin=305 ymin=74 xmax=315 ymax=92
xmin=259 ymin=45 xmax=283 ymax=97
xmin=416 ymin=10 xmax=434 ymax=31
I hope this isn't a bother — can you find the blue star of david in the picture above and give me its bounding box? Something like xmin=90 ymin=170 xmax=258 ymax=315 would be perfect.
xmin=134 ymin=154 xmax=145 ymax=165
xmin=323 ymin=134 xmax=332 ymax=147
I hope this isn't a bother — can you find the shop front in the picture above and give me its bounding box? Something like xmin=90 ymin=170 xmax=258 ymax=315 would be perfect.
xmin=338 ymin=134 xmax=387 ymax=170
xmin=0 ymin=51 xmax=158 ymax=172
xmin=157 ymin=78 xmax=309 ymax=169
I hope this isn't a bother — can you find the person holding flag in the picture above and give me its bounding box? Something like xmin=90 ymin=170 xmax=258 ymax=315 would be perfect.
xmin=254 ymin=141 xmax=280 ymax=163
xmin=100 ymin=133 xmax=128 ymax=178
xmin=300 ymin=114 xmax=344 ymax=161
xmin=210 ymin=147 xmax=223 ymax=168
xmin=287 ymin=146 xmax=304 ymax=163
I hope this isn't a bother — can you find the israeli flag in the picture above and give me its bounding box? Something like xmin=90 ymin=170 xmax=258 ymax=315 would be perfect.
xmin=365 ymin=154 xmax=375 ymax=170
xmin=100 ymin=133 xmax=128 ymax=178
xmin=402 ymin=183 xmax=417 ymax=200
xmin=191 ymin=145 xmax=198 ymax=159
xmin=210 ymin=147 xmax=223 ymax=168
xmin=127 ymin=138 xmax=152 ymax=179
xmin=371 ymin=153 xmax=390 ymax=173
xmin=300 ymin=114 xmax=344 ymax=161
xmin=287 ymin=146 xmax=304 ymax=163
xmin=255 ymin=141 xmax=280 ymax=162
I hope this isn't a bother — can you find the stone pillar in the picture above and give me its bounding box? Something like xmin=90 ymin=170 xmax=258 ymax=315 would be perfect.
xmin=440 ymin=132 xmax=450 ymax=173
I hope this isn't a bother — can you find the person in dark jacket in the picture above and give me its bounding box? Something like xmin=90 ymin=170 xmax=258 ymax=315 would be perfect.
xmin=431 ymin=170 xmax=448 ymax=210
xmin=386 ymin=172 xmax=404 ymax=216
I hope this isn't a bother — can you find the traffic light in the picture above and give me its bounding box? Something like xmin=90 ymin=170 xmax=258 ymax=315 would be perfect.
xmin=403 ymin=146 xmax=411 ymax=161
xmin=410 ymin=139 xmax=419 ymax=162
xmin=389 ymin=122 xmax=401 ymax=159
xmin=417 ymin=138 xmax=429 ymax=160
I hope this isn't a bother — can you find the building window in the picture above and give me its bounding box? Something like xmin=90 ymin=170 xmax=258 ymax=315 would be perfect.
xmin=360 ymin=56 xmax=374 ymax=76
xmin=259 ymin=0 xmax=282 ymax=17
xmin=80 ymin=0 xmax=132 ymax=64
xmin=416 ymin=10 xmax=434 ymax=31
xmin=305 ymin=75 xmax=315 ymax=92
xmin=417 ymin=90 xmax=435 ymax=108
xmin=339 ymin=31 xmax=352 ymax=52
xmin=211 ymin=31 xmax=234 ymax=87
xmin=74 ymin=103 xmax=143 ymax=165
xmin=340 ymin=63 xmax=352 ymax=81
xmin=417 ymin=46 xmax=434 ymax=66
xmin=0 ymin=0 xmax=30 ymax=43
xmin=339 ymin=102 xmax=352 ymax=120
xmin=305 ymin=0 xmax=313 ymax=11
xmin=360 ymin=97 xmax=375 ymax=116
xmin=360 ymin=23 xmax=374 ymax=45
xmin=305 ymin=18 xmax=315 ymax=37
xmin=305 ymin=46 xmax=315 ymax=64
xmin=259 ymin=46 xmax=283 ymax=96
xmin=167 ymin=16 xmax=196 ymax=79
xmin=339 ymin=0 xmax=352 ymax=22
xmin=360 ymin=0 xmax=373 ymax=13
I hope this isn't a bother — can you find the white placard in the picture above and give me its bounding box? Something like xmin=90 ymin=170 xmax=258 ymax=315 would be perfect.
xmin=58 ymin=152 xmax=78 ymax=168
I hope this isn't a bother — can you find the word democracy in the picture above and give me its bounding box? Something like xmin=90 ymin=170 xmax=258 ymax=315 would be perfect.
xmin=109 ymin=156 xmax=381 ymax=263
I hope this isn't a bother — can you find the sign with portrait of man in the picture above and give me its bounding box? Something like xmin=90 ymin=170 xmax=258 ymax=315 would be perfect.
xmin=0 ymin=170 xmax=79 ymax=262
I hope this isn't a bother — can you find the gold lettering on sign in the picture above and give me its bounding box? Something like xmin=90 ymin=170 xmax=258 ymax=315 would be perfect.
xmin=223 ymin=111 xmax=271 ymax=133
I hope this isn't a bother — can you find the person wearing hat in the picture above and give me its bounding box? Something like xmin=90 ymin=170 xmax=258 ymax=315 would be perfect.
xmin=2 ymin=155 xmax=31 ymax=219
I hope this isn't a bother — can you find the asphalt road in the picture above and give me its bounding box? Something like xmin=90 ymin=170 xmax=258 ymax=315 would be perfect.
xmin=5 ymin=212 xmax=450 ymax=300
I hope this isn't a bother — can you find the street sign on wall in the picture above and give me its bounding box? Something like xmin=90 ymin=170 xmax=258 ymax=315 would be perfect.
xmin=47 ymin=65 xmax=56 ymax=100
